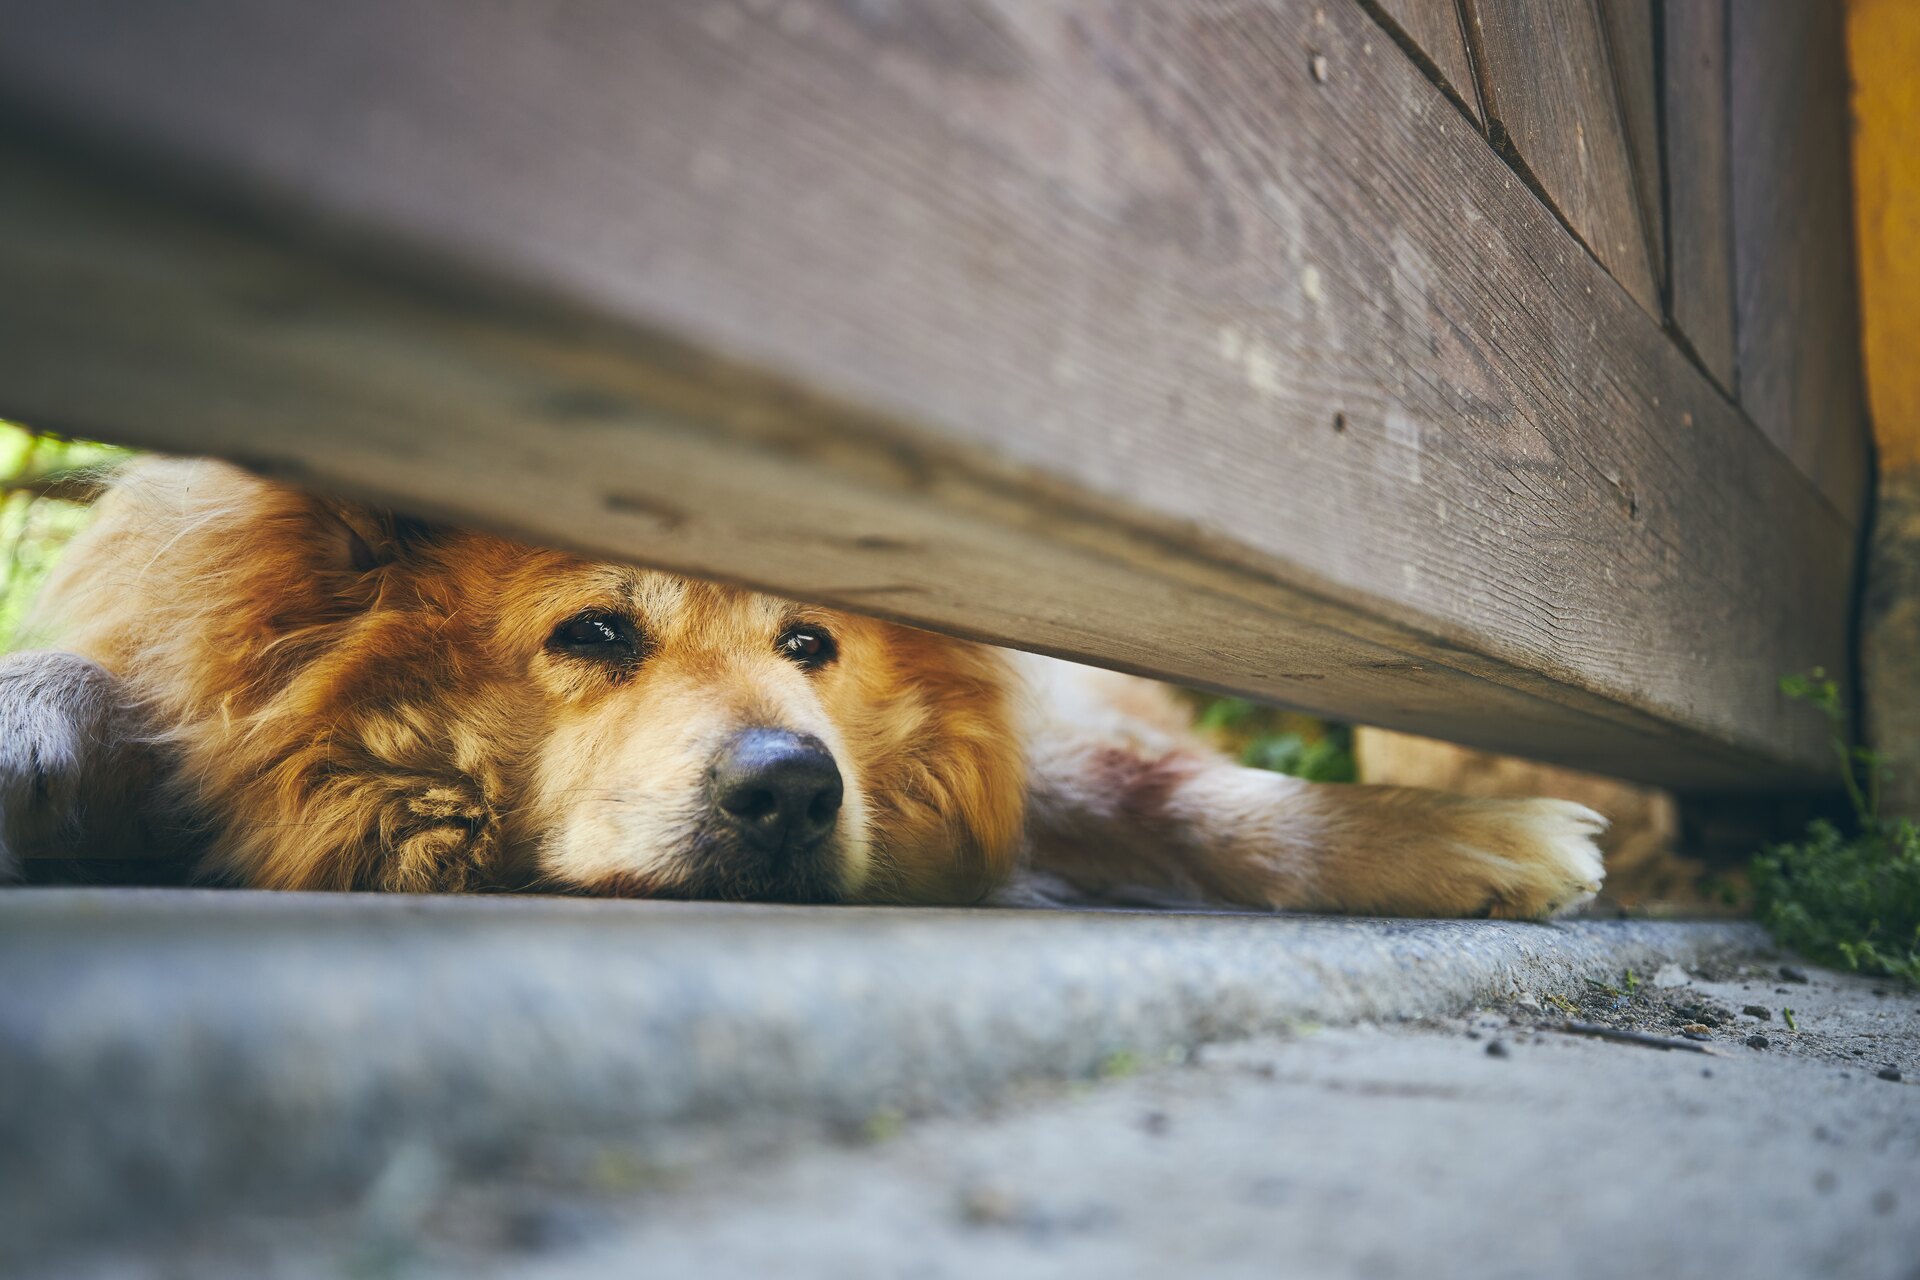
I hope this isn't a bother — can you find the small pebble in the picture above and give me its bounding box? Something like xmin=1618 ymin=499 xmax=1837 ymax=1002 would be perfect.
xmin=1485 ymin=1040 xmax=1510 ymax=1058
xmin=1675 ymin=1002 xmax=1726 ymax=1026
xmin=1700 ymin=1068 xmax=1713 ymax=1078
xmin=1653 ymin=963 xmax=1691 ymax=989
xmin=1779 ymin=965 xmax=1810 ymax=984
xmin=1747 ymin=1034 xmax=1771 ymax=1050
xmin=1877 ymin=1066 xmax=1903 ymax=1083
xmin=1742 ymin=1005 xmax=1771 ymax=1020
xmin=1141 ymin=1111 xmax=1170 ymax=1135
xmin=959 ymin=1185 xmax=1019 ymax=1227
xmin=1681 ymin=1030 xmax=1713 ymax=1042
xmin=1310 ymin=53 xmax=1330 ymax=82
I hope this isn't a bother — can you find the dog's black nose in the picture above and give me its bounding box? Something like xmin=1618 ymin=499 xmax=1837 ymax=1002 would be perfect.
xmin=711 ymin=729 xmax=843 ymax=857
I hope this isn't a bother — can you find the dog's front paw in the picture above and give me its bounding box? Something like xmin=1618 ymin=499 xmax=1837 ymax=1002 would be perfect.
xmin=373 ymin=778 xmax=502 ymax=892
xmin=1440 ymin=797 xmax=1607 ymax=919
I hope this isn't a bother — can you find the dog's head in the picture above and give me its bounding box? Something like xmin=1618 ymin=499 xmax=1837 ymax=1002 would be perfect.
xmin=42 ymin=461 xmax=1026 ymax=901
xmin=496 ymin=558 xmax=1025 ymax=904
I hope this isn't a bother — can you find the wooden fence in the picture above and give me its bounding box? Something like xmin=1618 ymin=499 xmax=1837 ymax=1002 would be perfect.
xmin=0 ymin=0 xmax=1867 ymax=790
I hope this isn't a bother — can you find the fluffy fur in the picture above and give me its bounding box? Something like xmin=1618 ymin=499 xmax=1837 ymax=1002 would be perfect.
xmin=0 ymin=459 xmax=1605 ymax=916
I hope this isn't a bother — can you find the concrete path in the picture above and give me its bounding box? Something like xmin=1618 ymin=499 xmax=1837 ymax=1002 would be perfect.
xmin=515 ymin=970 xmax=1920 ymax=1280
xmin=4 ymin=889 xmax=1914 ymax=1277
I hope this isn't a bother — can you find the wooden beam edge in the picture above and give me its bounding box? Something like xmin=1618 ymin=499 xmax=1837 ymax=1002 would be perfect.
xmin=0 ymin=129 xmax=1838 ymax=790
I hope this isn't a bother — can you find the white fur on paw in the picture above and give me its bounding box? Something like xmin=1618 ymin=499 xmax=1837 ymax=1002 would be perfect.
xmin=1476 ymin=798 xmax=1608 ymax=919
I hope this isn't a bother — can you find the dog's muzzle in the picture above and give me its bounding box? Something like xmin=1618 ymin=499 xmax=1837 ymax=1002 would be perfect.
xmin=699 ymin=728 xmax=845 ymax=900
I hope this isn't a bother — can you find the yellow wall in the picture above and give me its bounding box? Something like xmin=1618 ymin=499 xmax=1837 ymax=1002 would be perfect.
xmin=1851 ymin=0 xmax=1920 ymax=467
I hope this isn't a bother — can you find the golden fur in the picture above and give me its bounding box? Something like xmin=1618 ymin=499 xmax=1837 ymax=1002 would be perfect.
xmin=4 ymin=459 xmax=1607 ymax=917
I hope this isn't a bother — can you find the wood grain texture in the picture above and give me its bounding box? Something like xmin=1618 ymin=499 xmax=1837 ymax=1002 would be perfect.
xmin=1596 ymin=0 xmax=1665 ymax=299
xmin=1365 ymin=0 xmax=1482 ymax=124
xmin=1461 ymin=0 xmax=1662 ymax=316
xmin=1729 ymin=1 xmax=1871 ymax=526
xmin=1661 ymin=0 xmax=1736 ymax=394
xmin=0 ymin=0 xmax=1854 ymax=787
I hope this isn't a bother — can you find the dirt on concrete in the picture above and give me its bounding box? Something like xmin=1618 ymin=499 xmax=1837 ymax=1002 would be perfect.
xmin=1458 ymin=955 xmax=1920 ymax=1078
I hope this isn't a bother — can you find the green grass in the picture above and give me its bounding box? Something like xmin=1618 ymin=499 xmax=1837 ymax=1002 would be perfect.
xmin=1751 ymin=670 xmax=1920 ymax=985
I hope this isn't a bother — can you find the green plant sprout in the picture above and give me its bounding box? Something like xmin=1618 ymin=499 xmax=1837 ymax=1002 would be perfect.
xmin=1752 ymin=670 xmax=1920 ymax=985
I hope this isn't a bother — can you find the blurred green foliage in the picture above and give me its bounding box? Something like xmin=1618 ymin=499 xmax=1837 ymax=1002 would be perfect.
xmin=0 ymin=422 xmax=131 ymax=651
xmin=1183 ymin=694 xmax=1357 ymax=783
xmin=1753 ymin=669 xmax=1920 ymax=984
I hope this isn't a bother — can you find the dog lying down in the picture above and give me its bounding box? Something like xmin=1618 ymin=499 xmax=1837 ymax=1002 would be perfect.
xmin=0 ymin=459 xmax=1605 ymax=916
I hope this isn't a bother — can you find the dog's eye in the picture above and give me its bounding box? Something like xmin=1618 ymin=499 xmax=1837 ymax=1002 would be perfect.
xmin=549 ymin=611 xmax=640 ymax=659
xmin=776 ymin=625 xmax=837 ymax=670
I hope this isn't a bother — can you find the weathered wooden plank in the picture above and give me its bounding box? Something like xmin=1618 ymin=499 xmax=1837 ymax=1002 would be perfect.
xmin=0 ymin=0 xmax=1853 ymax=788
xmin=1365 ymin=0 xmax=1483 ymax=124
xmin=1596 ymin=0 xmax=1665 ymax=299
xmin=1661 ymin=0 xmax=1736 ymax=394
xmin=1851 ymin=0 xmax=1920 ymax=817
xmin=1729 ymin=1 xmax=1871 ymax=527
xmin=1851 ymin=0 xmax=1920 ymax=465
xmin=1460 ymin=0 xmax=1662 ymax=316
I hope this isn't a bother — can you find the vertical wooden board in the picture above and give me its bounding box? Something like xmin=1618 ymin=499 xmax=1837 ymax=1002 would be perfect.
xmin=1461 ymin=0 xmax=1662 ymax=316
xmin=1849 ymin=0 xmax=1920 ymax=468
xmin=1596 ymin=0 xmax=1665 ymax=296
xmin=1851 ymin=0 xmax=1920 ymax=815
xmin=1730 ymin=1 xmax=1870 ymax=526
xmin=1367 ymin=0 xmax=1483 ymax=124
xmin=1662 ymin=0 xmax=1736 ymax=393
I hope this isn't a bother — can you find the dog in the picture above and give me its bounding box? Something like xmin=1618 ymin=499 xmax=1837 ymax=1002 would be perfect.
xmin=0 ymin=458 xmax=1605 ymax=916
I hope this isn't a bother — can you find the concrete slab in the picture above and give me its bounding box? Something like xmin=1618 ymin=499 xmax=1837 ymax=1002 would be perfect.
xmin=495 ymin=990 xmax=1920 ymax=1280
xmin=2 ymin=888 xmax=1777 ymax=1269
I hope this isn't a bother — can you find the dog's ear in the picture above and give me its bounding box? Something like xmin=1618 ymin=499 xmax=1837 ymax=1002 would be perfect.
xmin=314 ymin=498 xmax=436 ymax=574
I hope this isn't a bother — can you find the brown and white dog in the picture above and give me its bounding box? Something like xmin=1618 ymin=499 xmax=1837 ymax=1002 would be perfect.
xmin=0 ymin=459 xmax=1605 ymax=916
